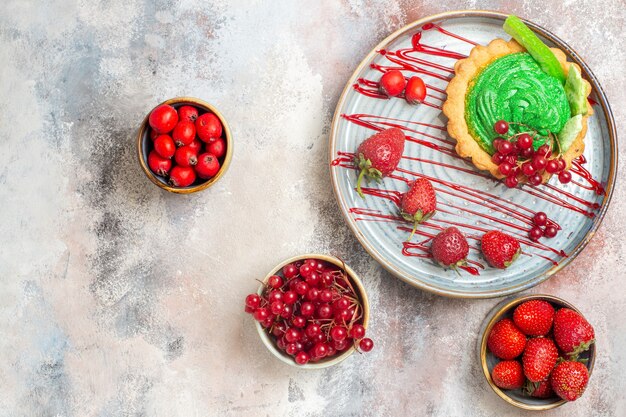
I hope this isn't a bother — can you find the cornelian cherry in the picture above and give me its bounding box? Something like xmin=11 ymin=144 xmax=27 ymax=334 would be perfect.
xmin=379 ymin=70 xmax=406 ymax=97
xmin=149 ymin=104 xmax=178 ymax=134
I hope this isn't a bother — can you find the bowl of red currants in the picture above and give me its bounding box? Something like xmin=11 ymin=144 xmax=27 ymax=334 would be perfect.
xmin=244 ymin=254 xmax=373 ymax=368
xmin=137 ymin=97 xmax=232 ymax=194
xmin=478 ymin=294 xmax=596 ymax=411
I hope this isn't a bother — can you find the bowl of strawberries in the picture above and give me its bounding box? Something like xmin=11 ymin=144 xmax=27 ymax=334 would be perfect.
xmin=479 ymin=294 xmax=595 ymax=410
xmin=244 ymin=254 xmax=373 ymax=368
xmin=137 ymin=97 xmax=232 ymax=194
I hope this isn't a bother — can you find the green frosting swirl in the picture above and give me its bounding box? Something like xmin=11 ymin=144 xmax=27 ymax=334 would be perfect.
xmin=465 ymin=52 xmax=570 ymax=155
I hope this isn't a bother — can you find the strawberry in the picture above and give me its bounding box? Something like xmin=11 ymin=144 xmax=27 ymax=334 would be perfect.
xmin=400 ymin=178 xmax=437 ymax=240
xmin=354 ymin=128 xmax=405 ymax=198
xmin=405 ymin=76 xmax=427 ymax=104
xmin=553 ymin=308 xmax=595 ymax=358
xmin=550 ymin=360 xmax=589 ymax=401
xmin=379 ymin=70 xmax=406 ymax=97
xmin=430 ymin=227 xmax=468 ymax=268
xmin=524 ymin=379 xmax=555 ymax=398
xmin=513 ymin=300 xmax=555 ymax=336
xmin=522 ymin=337 xmax=559 ymax=382
xmin=487 ymin=318 xmax=527 ymax=360
xmin=491 ymin=360 xmax=525 ymax=390
xmin=481 ymin=230 xmax=521 ymax=269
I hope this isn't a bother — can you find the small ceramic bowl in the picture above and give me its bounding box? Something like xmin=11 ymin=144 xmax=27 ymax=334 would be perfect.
xmin=478 ymin=294 xmax=596 ymax=411
xmin=256 ymin=254 xmax=370 ymax=369
xmin=137 ymin=97 xmax=233 ymax=194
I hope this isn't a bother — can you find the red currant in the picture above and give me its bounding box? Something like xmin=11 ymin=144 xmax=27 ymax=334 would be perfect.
xmin=286 ymin=342 xmax=299 ymax=356
xmin=494 ymin=120 xmax=509 ymax=135
xmin=294 ymin=281 xmax=309 ymax=296
xmin=300 ymin=302 xmax=315 ymax=317
xmin=529 ymin=227 xmax=544 ymax=241
xmin=195 ymin=153 xmax=220 ymax=179
xmin=272 ymin=322 xmax=286 ymax=337
xmin=299 ymin=264 xmax=313 ymax=278
xmin=498 ymin=140 xmax=514 ymax=155
xmin=504 ymin=175 xmax=518 ymax=188
xmin=283 ymin=263 xmax=298 ymax=279
xmin=516 ymin=134 xmax=533 ymax=149
xmin=379 ymin=70 xmax=406 ymax=97
xmin=284 ymin=328 xmax=301 ymax=343
xmin=305 ymin=288 xmax=320 ymax=301
xmin=330 ymin=326 xmax=348 ymax=342
xmin=545 ymin=159 xmax=559 ymax=174
xmin=333 ymin=297 xmax=350 ymax=311
xmin=359 ymin=338 xmax=374 ymax=352
xmin=558 ymin=171 xmax=572 ymax=184
xmin=267 ymin=275 xmax=283 ymax=289
xmin=280 ymin=304 xmax=293 ymax=319
xmin=350 ymin=324 xmax=366 ymax=339
xmin=498 ymin=162 xmax=513 ymax=176
xmin=295 ymin=351 xmax=310 ymax=365
xmin=291 ymin=316 xmax=306 ymax=328
xmin=283 ymin=290 xmax=297 ymax=305
xmin=253 ymin=307 xmax=269 ymax=322
xmin=528 ymin=173 xmax=542 ymax=186
xmin=317 ymin=304 xmax=333 ymax=319
xmin=149 ymin=104 xmax=178 ymax=134
xmin=505 ymin=155 xmax=517 ymax=166
xmin=537 ymin=144 xmax=551 ymax=156
xmin=319 ymin=289 xmax=333 ymax=303
xmin=333 ymin=339 xmax=349 ymax=351
xmin=519 ymin=147 xmax=534 ymax=159
xmin=268 ymin=290 xmax=283 ymax=303
xmin=305 ymin=271 xmax=320 ymax=287
xmin=556 ymin=158 xmax=567 ymax=172
xmin=313 ymin=342 xmax=329 ymax=358
xmin=270 ymin=301 xmax=284 ymax=315
xmin=491 ymin=152 xmax=504 ymax=165
xmin=245 ymin=294 xmax=261 ymax=309
xmin=533 ymin=212 xmax=548 ymax=226
xmin=544 ymin=225 xmax=558 ymax=238
xmin=532 ymin=154 xmax=547 ymax=170
xmin=320 ymin=272 xmax=334 ymax=287
xmin=521 ymin=162 xmax=536 ymax=176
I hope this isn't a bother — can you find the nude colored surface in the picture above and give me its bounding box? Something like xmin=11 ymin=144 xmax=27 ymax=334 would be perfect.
xmin=0 ymin=1 xmax=624 ymax=416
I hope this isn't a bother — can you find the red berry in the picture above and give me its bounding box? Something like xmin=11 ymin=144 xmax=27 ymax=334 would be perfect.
xmin=285 ymin=342 xmax=299 ymax=356
xmin=405 ymin=76 xmax=427 ymax=104
xmin=196 ymin=113 xmax=223 ymax=142
xmin=532 ymin=154 xmax=547 ymax=170
xmin=516 ymin=134 xmax=533 ymax=149
xmin=294 ymin=281 xmax=309 ymax=296
xmin=333 ymin=297 xmax=350 ymax=311
xmin=195 ymin=153 xmax=221 ymax=179
xmin=520 ymin=147 xmax=534 ymax=159
xmin=330 ymin=326 xmax=348 ymax=342
xmin=169 ymin=165 xmax=196 ymax=187
xmin=533 ymin=212 xmax=548 ymax=226
xmin=188 ymin=138 xmax=203 ymax=154
xmin=245 ymin=294 xmax=261 ymax=309
xmin=513 ymin=300 xmax=555 ymax=336
xmin=319 ymin=289 xmax=333 ymax=303
xmin=487 ymin=318 xmax=526 ymax=360
xmin=494 ymin=120 xmax=509 ymax=135
xmin=178 ymin=105 xmax=198 ymax=123
xmin=253 ymin=307 xmax=269 ymax=322
xmin=498 ymin=162 xmax=513 ymax=176
xmin=359 ymin=338 xmax=374 ymax=352
xmin=350 ymin=324 xmax=366 ymax=339
xmin=521 ymin=162 xmax=536 ymax=176
xmin=529 ymin=227 xmax=543 ymax=241
xmin=153 ymin=135 xmax=175 ymax=159
xmin=544 ymin=225 xmax=558 ymax=238
xmin=207 ymin=137 xmax=226 ymax=158
xmin=504 ymin=175 xmax=518 ymax=188
xmin=550 ymin=361 xmax=589 ymax=401
xmin=305 ymin=323 xmax=321 ymax=338
xmin=333 ymin=339 xmax=349 ymax=351
xmin=305 ymin=272 xmax=320 ymax=287
xmin=492 ymin=360 xmax=525 ymax=390
xmin=149 ymin=104 xmax=178 ymax=134
xmin=558 ymin=171 xmax=572 ymax=184
xmin=498 ymin=141 xmax=514 ymax=155
xmin=317 ymin=304 xmax=333 ymax=319
xmin=283 ymin=263 xmax=298 ymax=279
xmin=491 ymin=152 xmax=504 ymax=165
xmin=283 ymin=290 xmax=297 ymax=305
xmin=314 ymin=342 xmax=329 ymax=358
xmin=149 ymin=129 xmax=159 ymax=141
xmin=545 ymin=159 xmax=560 ymax=174
xmin=553 ymin=308 xmax=595 ymax=357
xmin=305 ymin=287 xmax=320 ymax=301
xmin=522 ymin=337 xmax=559 ymax=382
xmin=270 ymin=301 xmax=284 ymax=315
xmin=174 ymin=146 xmax=198 ymax=167
xmin=295 ymin=351 xmax=310 ymax=365
xmin=537 ymin=144 xmax=551 ymax=156
xmin=280 ymin=304 xmax=293 ymax=319
xmin=300 ymin=302 xmax=315 ymax=317
xmin=504 ymin=155 xmax=517 ymax=166
xmin=528 ymin=173 xmax=542 ymax=186
xmin=284 ymin=328 xmax=301 ymax=343
xmin=147 ymin=151 xmax=172 ymax=176
xmin=268 ymin=290 xmax=282 ymax=303
xmin=379 ymin=70 xmax=406 ymax=97
xmin=172 ymin=121 xmax=196 ymax=147
xmin=557 ymin=158 xmax=567 ymax=172
xmin=267 ymin=275 xmax=283 ymax=289
xmin=492 ymin=138 xmax=505 ymax=150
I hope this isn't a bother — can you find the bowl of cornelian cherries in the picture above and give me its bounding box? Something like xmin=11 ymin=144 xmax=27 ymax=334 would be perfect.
xmin=137 ymin=97 xmax=232 ymax=193
xmin=244 ymin=254 xmax=373 ymax=368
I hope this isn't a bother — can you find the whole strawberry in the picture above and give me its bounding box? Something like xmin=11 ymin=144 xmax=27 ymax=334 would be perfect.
xmin=487 ymin=318 xmax=527 ymax=360
xmin=524 ymin=379 xmax=555 ymax=398
xmin=481 ymin=230 xmax=521 ymax=269
xmin=553 ymin=308 xmax=595 ymax=358
xmin=430 ymin=227 xmax=469 ymax=268
xmin=355 ymin=128 xmax=405 ymax=198
xmin=522 ymin=337 xmax=559 ymax=382
xmin=491 ymin=360 xmax=525 ymax=390
xmin=513 ymin=300 xmax=555 ymax=336
xmin=401 ymin=178 xmax=437 ymax=240
xmin=550 ymin=360 xmax=589 ymax=401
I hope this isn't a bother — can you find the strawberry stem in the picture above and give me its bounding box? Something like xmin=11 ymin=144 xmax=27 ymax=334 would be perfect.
xmin=356 ymin=168 xmax=367 ymax=198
